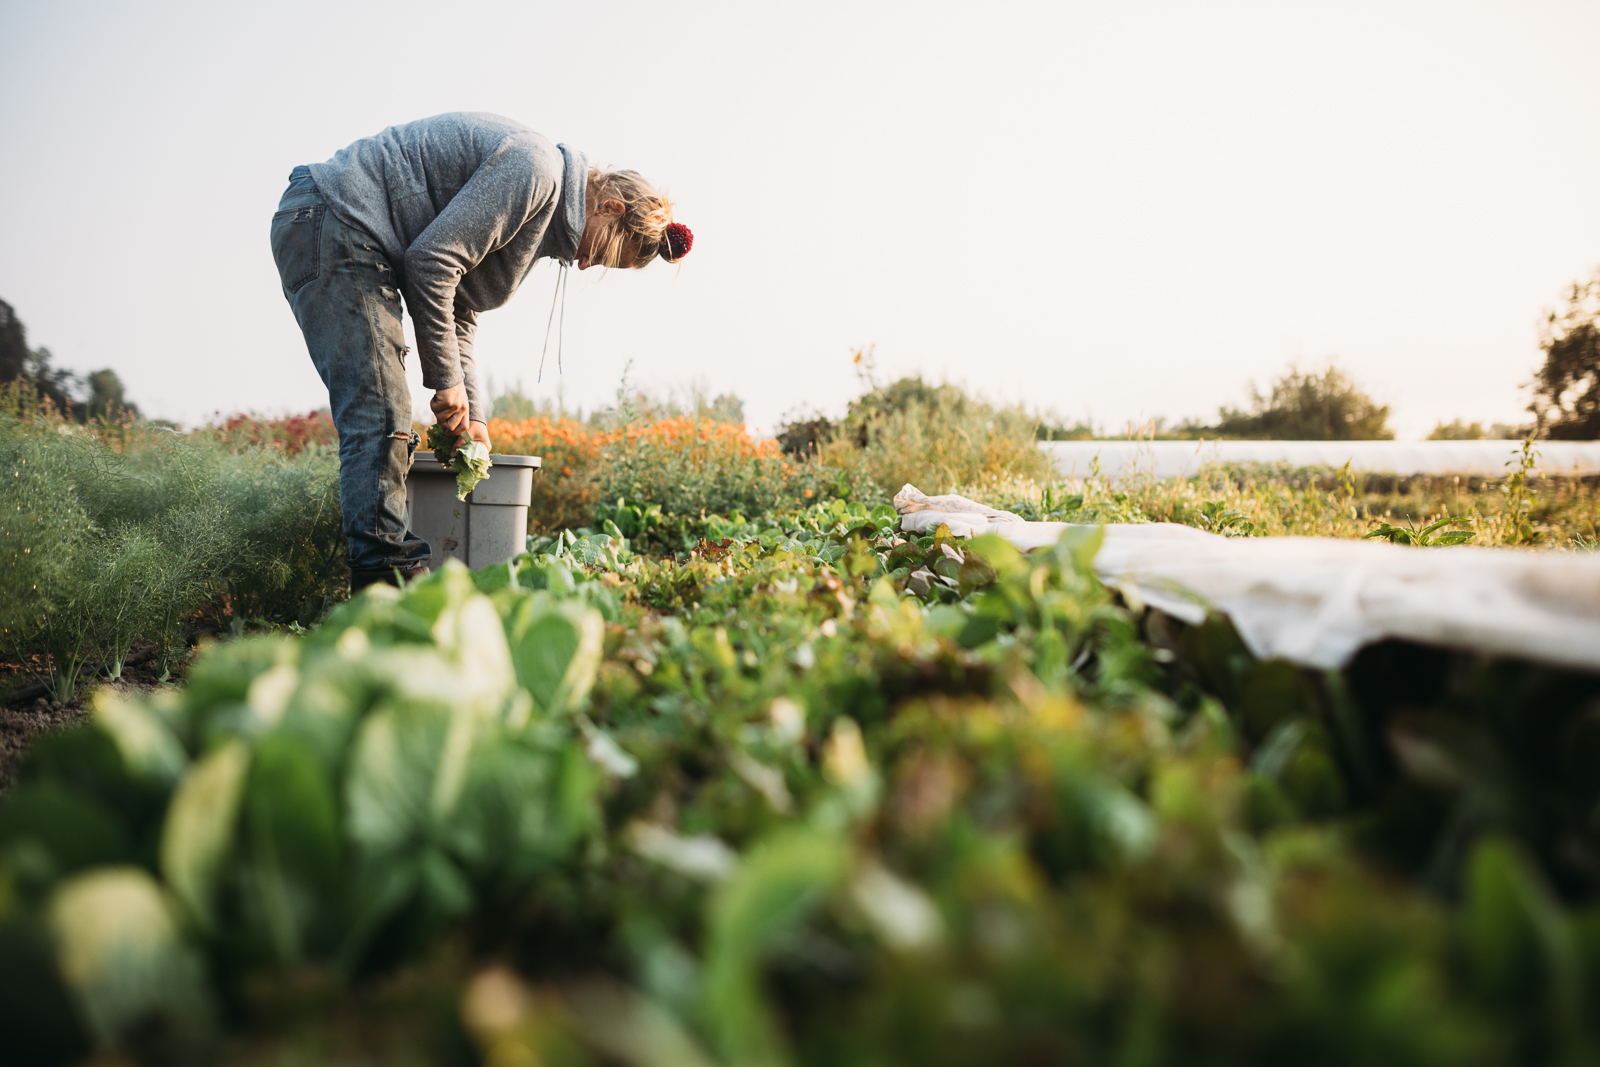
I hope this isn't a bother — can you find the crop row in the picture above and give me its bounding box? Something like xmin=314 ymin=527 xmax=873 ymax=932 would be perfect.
xmin=2 ymin=499 xmax=1599 ymax=1064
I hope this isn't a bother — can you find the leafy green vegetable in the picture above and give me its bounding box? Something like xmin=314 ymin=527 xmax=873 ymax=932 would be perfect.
xmin=451 ymin=440 xmax=492 ymax=500
xmin=6 ymin=509 xmax=1600 ymax=1064
xmin=1363 ymin=514 xmax=1476 ymax=546
xmin=426 ymin=425 xmax=493 ymax=500
xmin=423 ymin=423 xmax=457 ymax=463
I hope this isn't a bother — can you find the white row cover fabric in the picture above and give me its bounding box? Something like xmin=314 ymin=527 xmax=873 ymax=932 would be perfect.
xmin=1040 ymin=439 xmax=1600 ymax=482
xmin=892 ymin=485 xmax=1600 ymax=673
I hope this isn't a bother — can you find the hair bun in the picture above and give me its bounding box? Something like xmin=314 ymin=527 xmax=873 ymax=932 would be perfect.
xmin=664 ymin=222 xmax=693 ymax=261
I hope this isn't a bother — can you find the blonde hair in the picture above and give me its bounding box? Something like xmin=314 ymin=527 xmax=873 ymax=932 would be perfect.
xmin=587 ymin=167 xmax=679 ymax=268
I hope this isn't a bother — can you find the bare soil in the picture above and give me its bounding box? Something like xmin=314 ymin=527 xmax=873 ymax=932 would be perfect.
xmin=0 ymin=650 xmax=172 ymax=790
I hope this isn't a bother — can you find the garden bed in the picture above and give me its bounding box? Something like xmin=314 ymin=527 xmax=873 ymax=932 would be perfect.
xmin=4 ymin=387 xmax=1600 ymax=1065
xmin=0 ymin=650 xmax=172 ymax=789
xmin=3 ymin=499 xmax=1600 ymax=1065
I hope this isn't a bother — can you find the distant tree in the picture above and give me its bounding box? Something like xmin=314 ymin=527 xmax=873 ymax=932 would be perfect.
xmin=86 ymin=369 xmax=139 ymax=421
xmin=1427 ymin=418 xmax=1524 ymax=441
xmin=0 ymin=298 xmax=140 ymax=421
xmin=1208 ymin=362 xmax=1393 ymax=440
xmin=775 ymin=409 xmax=836 ymax=457
xmin=24 ymin=345 xmax=80 ymax=417
xmin=1428 ymin=418 xmax=1485 ymax=440
xmin=488 ymin=374 xmax=746 ymax=432
xmin=1531 ymin=268 xmax=1600 ymax=440
xmin=704 ymin=392 xmax=744 ymax=426
xmin=0 ymin=299 xmax=27 ymax=382
xmin=486 ymin=379 xmax=547 ymax=421
xmin=1033 ymin=418 xmax=1097 ymax=442
xmin=840 ymin=375 xmax=984 ymax=446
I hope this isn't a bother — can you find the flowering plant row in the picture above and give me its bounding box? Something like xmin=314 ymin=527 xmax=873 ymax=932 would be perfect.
xmin=488 ymin=415 xmax=858 ymax=548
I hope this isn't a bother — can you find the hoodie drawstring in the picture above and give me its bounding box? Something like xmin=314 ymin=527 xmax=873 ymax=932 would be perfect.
xmin=538 ymin=260 xmax=569 ymax=383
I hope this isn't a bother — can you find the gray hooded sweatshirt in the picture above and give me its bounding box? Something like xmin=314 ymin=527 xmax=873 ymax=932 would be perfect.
xmin=308 ymin=112 xmax=587 ymax=424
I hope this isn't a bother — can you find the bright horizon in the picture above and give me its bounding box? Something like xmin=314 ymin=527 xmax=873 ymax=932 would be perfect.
xmin=2 ymin=1 xmax=1598 ymax=439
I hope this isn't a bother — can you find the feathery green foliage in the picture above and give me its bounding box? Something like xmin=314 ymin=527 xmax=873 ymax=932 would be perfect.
xmin=0 ymin=404 xmax=344 ymax=698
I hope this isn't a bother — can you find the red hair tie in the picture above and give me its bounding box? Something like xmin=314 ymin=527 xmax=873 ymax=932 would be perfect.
xmin=664 ymin=222 xmax=693 ymax=261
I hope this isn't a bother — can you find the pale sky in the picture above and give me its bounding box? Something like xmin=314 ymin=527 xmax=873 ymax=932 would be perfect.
xmin=2 ymin=1 xmax=1598 ymax=439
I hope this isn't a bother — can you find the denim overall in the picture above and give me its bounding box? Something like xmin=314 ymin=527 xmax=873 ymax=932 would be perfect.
xmin=270 ymin=166 xmax=430 ymax=579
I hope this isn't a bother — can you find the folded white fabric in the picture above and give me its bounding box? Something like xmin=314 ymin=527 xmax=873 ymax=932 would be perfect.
xmin=892 ymin=484 xmax=1025 ymax=535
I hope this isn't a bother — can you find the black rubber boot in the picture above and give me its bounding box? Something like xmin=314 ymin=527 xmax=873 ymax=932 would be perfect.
xmin=350 ymin=565 xmax=428 ymax=592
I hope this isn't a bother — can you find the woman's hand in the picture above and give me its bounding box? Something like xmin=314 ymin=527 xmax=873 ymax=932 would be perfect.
xmin=431 ymin=384 xmax=469 ymax=433
xmin=467 ymin=420 xmax=491 ymax=452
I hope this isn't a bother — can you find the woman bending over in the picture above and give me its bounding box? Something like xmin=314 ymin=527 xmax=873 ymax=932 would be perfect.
xmin=270 ymin=112 xmax=691 ymax=589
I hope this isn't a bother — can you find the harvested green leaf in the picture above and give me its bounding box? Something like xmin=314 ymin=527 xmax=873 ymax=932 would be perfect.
xmin=425 ymin=423 xmax=460 ymax=466
xmin=425 ymin=426 xmax=494 ymax=500
xmin=451 ymin=440 xmax=492 ymax=500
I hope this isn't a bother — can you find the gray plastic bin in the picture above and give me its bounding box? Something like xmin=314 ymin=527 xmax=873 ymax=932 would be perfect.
xmin=404 ymin=451 xmax=542 ymax=571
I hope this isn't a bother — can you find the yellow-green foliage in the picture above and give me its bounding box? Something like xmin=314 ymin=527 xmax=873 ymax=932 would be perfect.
xmin=978 ymin=463 xmax=1599 ymax=549
xmin=809 ymin=376 xmax=1056 ymax=495
xmin=6 ymin=512 xmax=1600 ymax=1064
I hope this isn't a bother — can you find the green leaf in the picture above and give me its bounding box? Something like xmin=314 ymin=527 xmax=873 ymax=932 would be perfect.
xmin=92 ymin=689 xmax=188 ymax=786
xmin=956 ymin=613 xmax=1001 ymax=648
xmin=395 ymin=559 xmax=479 ymax=629
xmin=0 ymin=784 xmax=128 ymax=893
xmin=160 ymin=740 xmax=251 ymax=932
xmin=958 ymin=550 xmax=998 ymax=597
xmin=1362 ymin=522 xmax=1413 ymax=545
xmin=418 ymin=845 xmax=474 ymax=918
xmin=430 ymin=592 xmax=517 ymax=709
xmin=885 ymin=541 xmax=925 ymax=571
xmin=471 ymin=559 xmax=517 ymax=594
xmin=344 ymin=704 xmax=452 ymax=855
xmin=425 ymin=423 xmax=459 ymax=463
xmin=1238 ymin=659 xmax=1316 ymax=742
xmin=1460 ymin=835 xmax=1581 ymax=1024
xmin=702 ymin=827 xmax=849 ymax=1066
xmin=566 ymin=979 xmax=721 ymax=1067
xmin=1417 ymin=516 xmax=1456 ymax=538
xmin=1054 ymin=523 xmax=1105 ymax=574
xmin=181 ymin=637 xmax=301 ymax=731
xmin=924 ymin=604 xmax=967 ymax=638
xmin=567 ymin=536 xmax=610 ymax=567
xmin=453 ymin=441 xmax=493 ymax=500
xmin=507 ymin=600 xmax=604 ymax=717
xmin=869 ymin=503 xmax=899 ymax=526
xmin=46 ymin=867 xmax=211 ymax=1048
xmin=0 ymin=913 xmax=89 ymax=1063
xmin=1252 ymin=719 xmax=1347 ymax=818
xmin=240 ymin=734 xmax=342 ymax=962
xmin=964 ymin=533 xmax=1026 ymax=579
xmin=446 ymin=736 xmax=593 ymax=879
